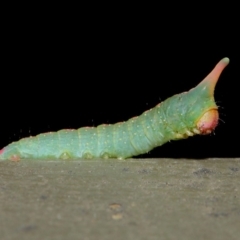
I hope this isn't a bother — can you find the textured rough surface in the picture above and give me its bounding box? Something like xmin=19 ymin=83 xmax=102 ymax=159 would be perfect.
xmin=0 ymin=158 xmax=239 ymax=240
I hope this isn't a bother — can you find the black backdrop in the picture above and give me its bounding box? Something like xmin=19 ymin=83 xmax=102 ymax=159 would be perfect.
xmin=1 ymin=15 xmax=238 ymax=158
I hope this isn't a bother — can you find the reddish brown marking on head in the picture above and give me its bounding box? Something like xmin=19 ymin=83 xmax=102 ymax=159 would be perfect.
xmin=196 ymin=109 xmax=219 ymax=135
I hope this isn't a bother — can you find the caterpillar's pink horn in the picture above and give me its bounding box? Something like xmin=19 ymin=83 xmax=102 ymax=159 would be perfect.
xmin=195 ymin=58 xmax=229 ymax=134
xmin=198 ymin=57 xmax=230 ymax=95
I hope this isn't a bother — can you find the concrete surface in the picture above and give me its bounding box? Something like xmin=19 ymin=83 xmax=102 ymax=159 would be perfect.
xmin=0 ymin=158 xmax=239 ymax=240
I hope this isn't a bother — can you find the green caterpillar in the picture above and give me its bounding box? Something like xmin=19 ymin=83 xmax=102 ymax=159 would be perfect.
xmin=0 ymin=58 xmax=229 ymax=160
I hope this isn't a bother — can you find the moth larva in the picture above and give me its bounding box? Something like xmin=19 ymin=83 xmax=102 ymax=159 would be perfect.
xmin=0 ymin=58 xmax=229 ymax=160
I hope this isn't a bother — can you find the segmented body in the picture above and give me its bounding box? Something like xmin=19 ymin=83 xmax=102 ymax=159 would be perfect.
xmin=0 ymin=94 xmax=193 ymax=160
xmin=0 ymin=58 xmax=229 ymax=160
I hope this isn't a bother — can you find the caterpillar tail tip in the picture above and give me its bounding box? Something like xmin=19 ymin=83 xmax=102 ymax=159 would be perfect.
xmin=195 ymin=58 xmax=229 ymax=135
xmin=221 ymin=57 xmax=230 ymax=64
xmin=199 ymin=57 xmax=230 ymax=96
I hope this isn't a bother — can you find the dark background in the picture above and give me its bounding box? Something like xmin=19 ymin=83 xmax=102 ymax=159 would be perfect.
xmin=1 ymin=10 xmax=238 ymax=158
